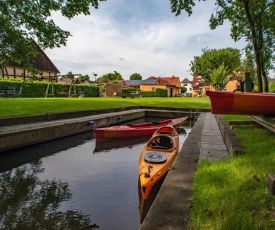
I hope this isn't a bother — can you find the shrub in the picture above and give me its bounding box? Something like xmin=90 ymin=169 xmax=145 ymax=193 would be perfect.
xmin=156 ymin=88 xmax=167 ymax=97
xmin=122 ymin=88 xmax=140 ymax=94
xmin=142 ymin=89 xmax=167 ymax=97
xmin=269 ymin=82 xmax=275 ymax=93
xmin=0 ymin=79 xmax=99 ymax=97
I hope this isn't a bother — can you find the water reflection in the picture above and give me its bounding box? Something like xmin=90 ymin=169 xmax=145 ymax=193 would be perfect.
xmin=0 ymin=161 xmax=99 ymax=229
xmin=0 ymin=132 xmax=93 ymax=173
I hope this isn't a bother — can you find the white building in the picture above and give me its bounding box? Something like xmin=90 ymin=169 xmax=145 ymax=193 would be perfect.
xmin=181 ymin=78 xmax=193 ymax=95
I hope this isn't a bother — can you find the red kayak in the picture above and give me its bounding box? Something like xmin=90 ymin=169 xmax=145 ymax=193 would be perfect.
xmin=206 ymin=91 xmax=275 ymax=116
xmin=93 ymin=116 xmax=188 ymax=140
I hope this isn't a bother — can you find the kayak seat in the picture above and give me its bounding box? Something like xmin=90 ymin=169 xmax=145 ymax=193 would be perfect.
xmin=149 ymin=136 xmax=173 ymax=149
xmin=157 ymin=136 xmax=173 ymax=149
xmin=151 ymin=146 xmax=168 ymax=150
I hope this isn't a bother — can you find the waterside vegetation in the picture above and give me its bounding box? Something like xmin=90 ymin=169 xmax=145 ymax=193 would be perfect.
xmin=190 ymin=116 xmax=275 ymax=229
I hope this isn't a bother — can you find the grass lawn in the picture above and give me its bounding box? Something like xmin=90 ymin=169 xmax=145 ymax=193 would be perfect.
xmin=0 ymin=97 xmax=210 ymax=118
xmin=190 ymin=125 xmax=275 ymax=229
xmin=222 ymin=114 xmax=252 ymax=122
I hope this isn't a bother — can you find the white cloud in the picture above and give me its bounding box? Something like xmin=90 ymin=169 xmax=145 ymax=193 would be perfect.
xmin=45 ymin=0 xmax=247 ymax=81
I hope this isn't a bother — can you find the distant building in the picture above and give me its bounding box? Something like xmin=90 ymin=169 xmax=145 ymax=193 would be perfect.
xmin=123 ymin=76 xmax=181 ymax=97
xmin=147 ymin=76 xmax=181 ymax=96
xmin=181 ymin=78 xmax=193 ymax=95
xmin=191 ymin=75 xmax=213 ymax=97
xmin=2 ymin=40 xmax=60 ymax=81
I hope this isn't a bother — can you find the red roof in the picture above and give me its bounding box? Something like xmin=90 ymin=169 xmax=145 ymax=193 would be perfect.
xmin=192 ymin=75 xmax=204 ymax=88
xmin=146 ymin=76 xmax=177 ymax=86
xmin=160 ymin=76 xmax=180 ymax=86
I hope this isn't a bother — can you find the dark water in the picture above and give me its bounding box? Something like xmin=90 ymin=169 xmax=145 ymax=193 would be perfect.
xmin=0 ymin=118 xmax=193 ymax=230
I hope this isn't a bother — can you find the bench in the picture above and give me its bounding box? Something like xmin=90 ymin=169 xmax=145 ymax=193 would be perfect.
xmin=114 ymin=93 xmax=142 ymax=98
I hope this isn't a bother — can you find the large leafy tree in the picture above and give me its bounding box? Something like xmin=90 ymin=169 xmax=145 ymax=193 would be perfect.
xmin=130 ymin=73 xmax=142 ymax=80
xmin=190 ymin=48 xmax=241 ymax=84
xmin=0 ymin=0 xmax=105 ymax=74
xmin=96 ymin=71 xmax=123 ymax=83
xmin=78 ymin=75 xmax=90 ymax=82
xmin=170 ymin=0 xmax=275 ymax=92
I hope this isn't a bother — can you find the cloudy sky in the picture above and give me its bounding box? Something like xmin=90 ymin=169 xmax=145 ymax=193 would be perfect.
xmin=45 ymin=0 xmax=247 ymax=81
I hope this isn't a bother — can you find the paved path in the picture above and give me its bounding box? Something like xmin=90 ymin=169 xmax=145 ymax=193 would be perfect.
xmin=200 ymin=113 xmax=229 ymax=162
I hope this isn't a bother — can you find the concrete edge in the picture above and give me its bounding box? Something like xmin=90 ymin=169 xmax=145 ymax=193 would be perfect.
xmin=250 ymin=116 xmax=275 ymax=133
xmin=0 ymin=106 xmax=210 ymax=126
xmin=0 ymin=109 xmax=195 ymax=152
xmin=215 ymin=115 xmax=246 ymax=157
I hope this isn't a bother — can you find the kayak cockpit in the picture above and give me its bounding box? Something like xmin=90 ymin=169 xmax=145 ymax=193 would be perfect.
xmin=147 ymin=136 xmax=174 ymax=150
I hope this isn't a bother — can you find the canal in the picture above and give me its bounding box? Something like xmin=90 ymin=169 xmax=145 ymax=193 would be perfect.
xmin=0 ymin=118 xmax=193 ymax=230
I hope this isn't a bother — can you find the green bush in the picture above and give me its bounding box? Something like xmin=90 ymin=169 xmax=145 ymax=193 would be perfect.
xmin=122 ymin=88 xmax=140 ymax=94
xmin=142 ymin=88 xmax=167 ymax=97
xmin=269 ymin=82 xmax=275 ymax=93
xmin=156 ymin=88 xmax=167 ymax=97
xmin=0 ymin=79 xmax=99 ymax=97
xmin=142 ymin=91 xmax=158 ymax=97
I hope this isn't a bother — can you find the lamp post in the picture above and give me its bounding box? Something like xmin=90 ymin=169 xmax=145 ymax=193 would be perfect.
xmin=93 ymin=72 xmax=97 ymax=81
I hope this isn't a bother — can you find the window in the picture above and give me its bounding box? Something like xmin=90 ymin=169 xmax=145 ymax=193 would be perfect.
xmin=183 ymin=83 xmax=187 ymax=87
xmin=151 ymin=87 xmax=156 ymax=91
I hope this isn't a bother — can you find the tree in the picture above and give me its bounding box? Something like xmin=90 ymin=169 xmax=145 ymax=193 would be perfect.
xmin=240 ymin=52 xmax=257 ymax=83
xmin=170 ymin=0 xmax=275 ymax=92
xmin=96 ymin=71 xmax=123 ymax=83
xmin=78 ymin=75 xmax=90 ymax=82
xmin=0 ymin=0 xmax=105 ymax=75
xmin=181 ymin=86 xmax=187 ymax=93
xmin=130 ymin=73 xmax=142 ymax=80
xmin=190 ymin=48 xmax=241 ymax=84
xmin=210 ymin=63 xmax=230 ymax=91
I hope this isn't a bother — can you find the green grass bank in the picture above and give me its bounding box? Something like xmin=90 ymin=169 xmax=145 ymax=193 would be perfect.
xmin=0 ymin=97 xmax=210 ymax=118
xmin=190 ymin=116 xmax=275 ymax=229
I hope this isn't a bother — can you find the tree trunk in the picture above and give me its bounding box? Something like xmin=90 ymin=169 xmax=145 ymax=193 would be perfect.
xmin=242 ymin=0 xmax=263 ymax=92
xmin=261 ymin=68 xmax=269 ymax=92
xmin=4 ymin=66 xmax=9 ymax=79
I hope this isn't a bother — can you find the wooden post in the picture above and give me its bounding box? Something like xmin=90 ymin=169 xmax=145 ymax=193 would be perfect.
xmin=45 ymin=75 xmax=56 ymax=97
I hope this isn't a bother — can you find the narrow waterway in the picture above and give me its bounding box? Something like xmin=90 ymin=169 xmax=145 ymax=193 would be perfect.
xmin=0 ymin=118 xmax=193 ymax=230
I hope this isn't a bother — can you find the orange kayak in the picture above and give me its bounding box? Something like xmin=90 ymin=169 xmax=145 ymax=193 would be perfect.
xmin=93 ymin=116 xmax=188 ymax=140
xmin=206 ymin=91 xmax=275 ymax=116
xmin=138 ymin=126 xmax=179 ymax=199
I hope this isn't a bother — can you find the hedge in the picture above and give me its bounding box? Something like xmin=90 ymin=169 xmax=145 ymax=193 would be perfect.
xmin=0 ymin=79 xmax=99 ymax=97
xmin=142 ymin=88 xmax=167 ymax=97
xmin=122 ymin=88 xmax=141 ymax=94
